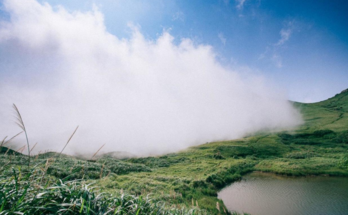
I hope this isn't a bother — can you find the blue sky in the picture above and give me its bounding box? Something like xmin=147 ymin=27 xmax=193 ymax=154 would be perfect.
xmin=1 ymin=0 xmax=348 ymax=102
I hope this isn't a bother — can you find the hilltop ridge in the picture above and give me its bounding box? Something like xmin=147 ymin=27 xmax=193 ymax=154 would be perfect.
xmin=318 ymin=88 xmax=348 ymax=109
xmin=294 ymin=88 xmax=348 ymax=133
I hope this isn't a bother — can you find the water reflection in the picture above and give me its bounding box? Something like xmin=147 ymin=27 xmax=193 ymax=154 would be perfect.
xmin=218 ymin=172 xmax=348 ymax=215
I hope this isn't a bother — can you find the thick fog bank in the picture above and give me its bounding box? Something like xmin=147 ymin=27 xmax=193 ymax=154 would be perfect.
xmin=0 ymin=0 xmax=302 ymax=155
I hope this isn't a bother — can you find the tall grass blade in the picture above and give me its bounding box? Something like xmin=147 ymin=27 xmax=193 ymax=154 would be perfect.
xmin=59 ymin=126 xmax=79 ymax=158
xmin=13 ymin=104 xmax=30 ymax=168
xmin=2 ymin=131 xmax=23 ymax=146
xmin=1 ymin=136 xmax=8 ymax=147
xmin=91 ymin=144 xmax=105 ymax=160
xmin=30 ymin=142 xmax=38 ymax=153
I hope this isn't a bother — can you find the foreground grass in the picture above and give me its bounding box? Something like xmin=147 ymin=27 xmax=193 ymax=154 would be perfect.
xmin=0 ymin=165 xmax=208 ymax=214
xmin=1 ymin=89 xmax=348 ymax=214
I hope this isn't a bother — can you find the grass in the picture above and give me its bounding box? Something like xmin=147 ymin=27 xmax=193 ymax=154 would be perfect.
xmin=13 ymin=104 xmax=31 ymax=169
xmin=0 ymin=167 xmax=206 ymax=214
xmin=1 ymin=89 xmax=348 ymax=214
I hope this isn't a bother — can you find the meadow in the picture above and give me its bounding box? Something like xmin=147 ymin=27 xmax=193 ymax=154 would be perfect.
xmin=1 ymin=89 xmax=347 ymax=214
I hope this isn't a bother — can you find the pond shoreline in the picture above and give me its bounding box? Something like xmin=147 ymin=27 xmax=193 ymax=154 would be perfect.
xmin=218 ymin=171 xmax=348 ymax=215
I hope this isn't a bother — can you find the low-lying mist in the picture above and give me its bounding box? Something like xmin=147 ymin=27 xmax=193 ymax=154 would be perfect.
xmin=0 ymin=0 xmax=302 ymax=156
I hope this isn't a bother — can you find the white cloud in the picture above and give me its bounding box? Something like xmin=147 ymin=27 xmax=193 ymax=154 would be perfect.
xmin=259 ymin=21 xmax=294 ymax=68
xmin=276 ymin=28 xmax=292 ymax=46
xmin=172 ymin=11 xmax=184 ymax=21
xmin=276 ymin=21 xmax=294 ymax=46
xmin=218 ymin=33 xmax=226 ymax=45
xmin=236 ymin=0 xmax=246 ymax=10
xmin=0 ymin=0 xmax=302 ymax=156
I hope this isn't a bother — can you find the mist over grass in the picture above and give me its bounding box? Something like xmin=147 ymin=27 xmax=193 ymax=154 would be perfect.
xmin=0 ymin=0 xmax=302 ymax=156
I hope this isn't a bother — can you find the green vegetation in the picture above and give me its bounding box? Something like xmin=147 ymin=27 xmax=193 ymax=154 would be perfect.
xmin=0 ymin=167 xmax=204 ymax=214
xmin=1 ymin=89 xmax=348 ymax=214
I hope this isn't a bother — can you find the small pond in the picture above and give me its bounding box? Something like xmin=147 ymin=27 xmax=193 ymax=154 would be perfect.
xmin=218 ymin=172 xmax=348 ymax=215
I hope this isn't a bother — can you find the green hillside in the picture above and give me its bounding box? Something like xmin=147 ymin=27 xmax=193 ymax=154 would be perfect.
xmin=81 ymin=89 xmax=348 ymax=212
xmin=1 ymin=89 xmax=348 ymax=214
xmin=0 ymin=146 xmax=21 ymax=155
xmin=296 ymin=88 xmax=348 ymax=132
xmin=96 ymin=89 xmax=348 ymax=213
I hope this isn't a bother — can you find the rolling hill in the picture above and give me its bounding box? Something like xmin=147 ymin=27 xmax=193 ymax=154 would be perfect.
xmin=1 ymin=89 xmax=347 ymax=214
xmin=94 ymin=88 xmax=348 ymax=212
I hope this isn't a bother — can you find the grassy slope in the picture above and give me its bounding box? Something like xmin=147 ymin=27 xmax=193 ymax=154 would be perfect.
xmin=1 ymin=89 xmax=348 ymax=214
xmin=296 ymin=89 xmax=348 ymax=132
xmin=94 ymin=89 xmax=348 ymax=213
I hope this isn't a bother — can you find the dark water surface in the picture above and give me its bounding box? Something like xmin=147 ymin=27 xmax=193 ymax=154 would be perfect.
xmin=218 ymin=172 xmax=348 ymax=215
